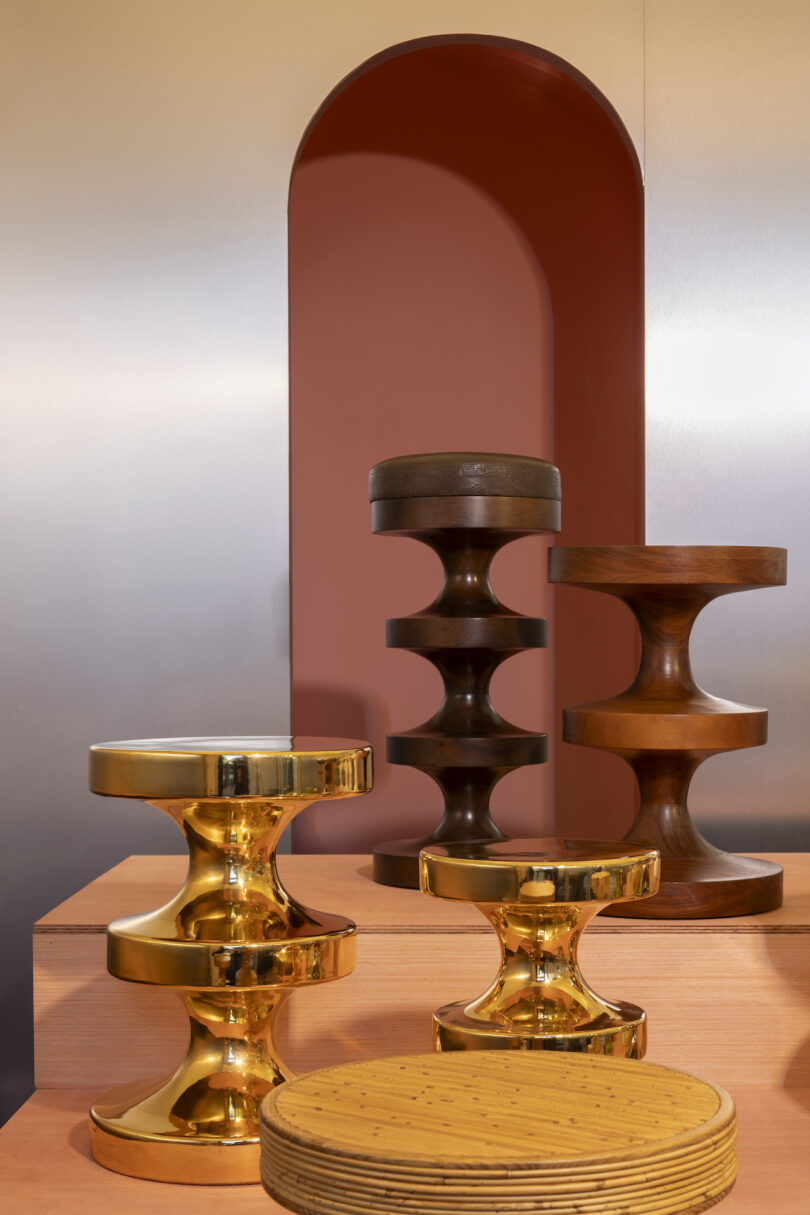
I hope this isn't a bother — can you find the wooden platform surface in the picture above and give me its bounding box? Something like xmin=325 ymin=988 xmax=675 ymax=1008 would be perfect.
xmin=2 ymin=1087 xmax=808 ymax=1213
xmin=17 ymin=855 xmax=810 ymax=1209
xmin=32 ymin=853 xmax=810 ymax=1092
xmin=35 ymin=852 xmax=810 ymax=934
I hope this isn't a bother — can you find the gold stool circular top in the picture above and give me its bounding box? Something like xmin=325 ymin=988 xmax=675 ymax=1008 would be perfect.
xmin=260 ymin=1052 xmax=736 ymax=1214
xmin=89 ymin=735 xmax=372 ymax=800
xmin=421 ymin=837 xmax=659 ymax=905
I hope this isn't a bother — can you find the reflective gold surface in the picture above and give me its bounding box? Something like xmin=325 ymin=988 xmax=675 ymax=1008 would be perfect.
xmin=89 ymin=735 xmax=371 ymax=799
xmin=421 ymin=838 xmax=659 ymax=1057
xmin=88 ymin=737 xmax=371 ymax=1185
xmin=90 ymin=989 xmax=292 ymax=1185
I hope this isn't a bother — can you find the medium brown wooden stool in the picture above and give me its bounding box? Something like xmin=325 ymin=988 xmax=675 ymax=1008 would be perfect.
xmin=549 ymin=545 xmax=787 ymax=917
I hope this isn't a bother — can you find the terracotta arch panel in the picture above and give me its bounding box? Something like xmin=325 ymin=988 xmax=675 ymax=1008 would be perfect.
xmin=289 ymin=39 xmax=643 ymax=851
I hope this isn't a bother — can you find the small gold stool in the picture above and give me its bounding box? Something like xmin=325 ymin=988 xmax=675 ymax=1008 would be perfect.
xmin=87 ymin=736 xmax=371 ymax=1185
xmin=421 ymin=838 xmax=659 ymax=1057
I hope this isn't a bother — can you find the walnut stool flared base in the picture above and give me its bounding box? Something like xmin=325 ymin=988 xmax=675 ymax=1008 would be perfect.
xmin=602 ymin=852 xmax=783 ymax=919
xmin=373 ymin=832 xmax=505 ymax=889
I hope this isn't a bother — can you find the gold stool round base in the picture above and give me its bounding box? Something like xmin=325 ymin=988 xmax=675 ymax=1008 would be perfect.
xmin=433 ymin=999 xmax=646 ymax=1057
xmin=89 ymin=984 xmax=297 ymax=1183
xmin=89 ymin=1099 xmax=259 ymax=1185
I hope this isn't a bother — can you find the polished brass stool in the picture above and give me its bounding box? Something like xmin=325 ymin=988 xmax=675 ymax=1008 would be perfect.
xmin=421 ymin=838 xmax=659 ymax=1057
xmin=87 ymin=736 xmax=371 ymax=1185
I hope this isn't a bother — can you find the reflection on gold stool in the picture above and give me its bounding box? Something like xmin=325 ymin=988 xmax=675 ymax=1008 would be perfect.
xmin=87 ymin=736 xmax=372 ymax=1185
xmin=421 ymin=838 xmax=659 ymax=1057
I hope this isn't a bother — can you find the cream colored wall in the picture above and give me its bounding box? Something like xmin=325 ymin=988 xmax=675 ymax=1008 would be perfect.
xmin=272 ymin=0 xmax=645 ymax=159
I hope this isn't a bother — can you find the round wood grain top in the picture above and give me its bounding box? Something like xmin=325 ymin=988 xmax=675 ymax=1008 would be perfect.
xmin=260 ymin=1052 xmax=736 ymax=1214
xmin=261 ymin=1052 xmax=731 ymax=1167
xmin=548 ymin=545 xmax=787 ymax=588
xmin=369 ymin=452 xmax=560 ymax=502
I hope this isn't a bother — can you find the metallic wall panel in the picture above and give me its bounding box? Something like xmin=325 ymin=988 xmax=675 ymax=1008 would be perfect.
xmin=0 ymin=1 xmax=293 ymax=1122
xmin=1 ymin=0 xmax=645 ymax=1122
xmin=645 ymin=0 xmax=810 ymax=849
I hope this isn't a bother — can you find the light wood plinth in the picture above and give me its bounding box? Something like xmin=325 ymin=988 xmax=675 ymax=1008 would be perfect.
xmin=34 ymin=854 xmax=810 ymax=1093
xmin=2 ymin=1087 xmax=807 ymax=1214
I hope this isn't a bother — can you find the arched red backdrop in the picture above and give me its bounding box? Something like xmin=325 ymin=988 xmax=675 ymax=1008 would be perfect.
xmin=289 ymin=39 xmax=643 ymax=851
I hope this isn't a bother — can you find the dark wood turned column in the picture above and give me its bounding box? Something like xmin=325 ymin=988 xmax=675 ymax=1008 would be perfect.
xmin=370 ymin=453 xmax=561 ymax=889
xmin=548 ymin=545 xmax=787 ymax=918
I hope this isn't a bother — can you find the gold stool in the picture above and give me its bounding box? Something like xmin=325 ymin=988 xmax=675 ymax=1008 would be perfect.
xmin=421 ymin=838 xmax=659 ymax=1057
xmin=87 ymin=736 xmax=372 ymax=1185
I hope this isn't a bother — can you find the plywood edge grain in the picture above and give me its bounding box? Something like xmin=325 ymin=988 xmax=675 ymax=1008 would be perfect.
xmin=2 ymin=1088 xmax=807 ymax=1214
xmin=34 ymin=853 xmax=810 ymax=935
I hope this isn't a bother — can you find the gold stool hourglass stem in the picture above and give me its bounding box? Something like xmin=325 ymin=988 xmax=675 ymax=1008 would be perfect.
xmin=421 ymin=838 xmax=659 ymax=1057
xmin=435 ymin=902 xmax=644 ymax=1055
xmin=89 ymin=988 xmax=294 ymax=1184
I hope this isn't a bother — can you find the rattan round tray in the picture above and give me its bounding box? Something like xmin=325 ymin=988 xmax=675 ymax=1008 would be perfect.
xmin=259 ymin=1052 xmax=736 ymax=1214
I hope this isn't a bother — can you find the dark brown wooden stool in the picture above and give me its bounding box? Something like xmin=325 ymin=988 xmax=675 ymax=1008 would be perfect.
xmin=370 ymin=453 xmax=561 ymax=888
xmin=548 ymin=545 xmax=787 ymax=918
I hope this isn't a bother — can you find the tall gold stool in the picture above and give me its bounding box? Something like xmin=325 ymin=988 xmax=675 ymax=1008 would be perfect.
xmin=87 ymin=736 xmax=372 ymax=1185
xmin=421 ymin=838 xmax=658 ymax=1057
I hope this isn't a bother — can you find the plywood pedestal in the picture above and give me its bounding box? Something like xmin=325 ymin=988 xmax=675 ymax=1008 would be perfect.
xmin=1 ymin=1086 xmax=805 ymax=1214
xmin=2 ymin=853 xmax=807 ymax=1211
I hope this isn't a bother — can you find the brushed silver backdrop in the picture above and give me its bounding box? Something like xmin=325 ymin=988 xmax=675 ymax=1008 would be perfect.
xmin=645 ymin=0 xmax=809 ymax=851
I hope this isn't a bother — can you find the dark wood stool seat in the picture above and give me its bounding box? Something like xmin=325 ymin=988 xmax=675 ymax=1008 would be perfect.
xmin=369 ymin=451 xmax=561 ymax=502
